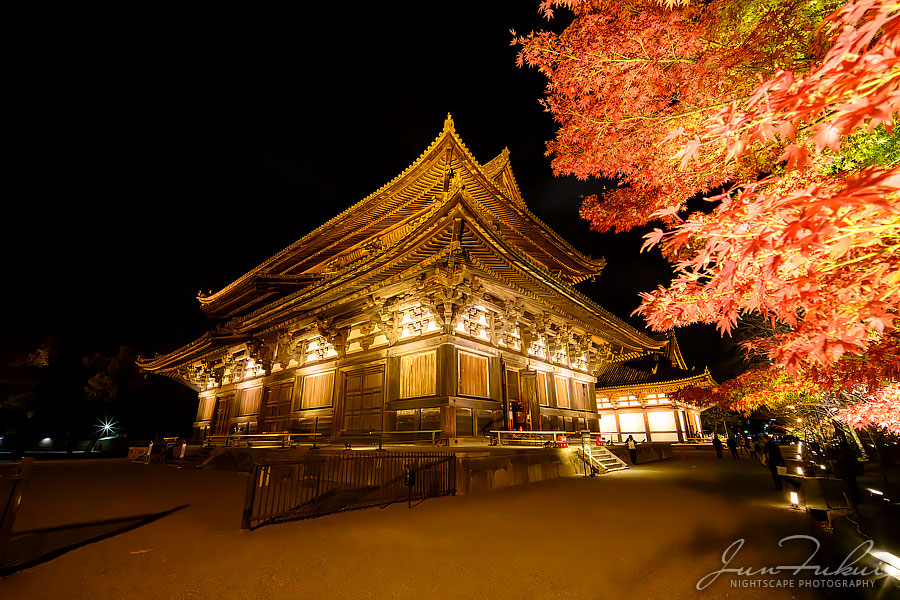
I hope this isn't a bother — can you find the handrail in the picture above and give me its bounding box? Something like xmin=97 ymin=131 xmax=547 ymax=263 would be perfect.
xmin=205 ymin=430 xmax=443 ymax=450
xmin=579 ymin=431 xmax=617 ymax=445
xmin=488 ymin=430 xmax=574 ymax=447
xmin=205 ymin=432 xmax=324 ymax=449
xmin=573 ymin=438 xmax=629 ymax=475
xmin=345 ymin=430 xmax=442 ymax=450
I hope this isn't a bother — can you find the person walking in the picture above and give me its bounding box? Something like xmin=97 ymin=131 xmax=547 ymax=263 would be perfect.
xmin=727 ymin=436 xmax=739 ymax=460
xmin=763 ymin=434 xmax=799 ymax=491
xmin=747 ymin=437 xmax=758 ymax=460
xmin=712 ymin=434 xmax=724 ymax=459
xmin=625 ymin=435 xmax=638 ymax=465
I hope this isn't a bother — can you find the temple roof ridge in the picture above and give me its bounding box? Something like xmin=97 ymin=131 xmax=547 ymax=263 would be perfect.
xmin=443 ymin=112 xmax=455 ymax=132
xmin=482 ymin=147 xmax=526 ymax=207
xmin=198 ymin=117 xmax=606 ymax=315
xmin=475 ymin=147 xmax=602 ymax=278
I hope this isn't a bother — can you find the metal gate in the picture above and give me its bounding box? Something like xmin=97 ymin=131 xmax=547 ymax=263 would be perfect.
xmin=241 ymin=452 xmax=456 ymax=530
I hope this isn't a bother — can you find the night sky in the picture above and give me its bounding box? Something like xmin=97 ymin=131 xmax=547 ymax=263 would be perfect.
xmin=3 ymin=4 xmax=738 ymax=383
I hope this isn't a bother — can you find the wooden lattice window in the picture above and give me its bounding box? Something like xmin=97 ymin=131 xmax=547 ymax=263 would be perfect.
xmin=536 ymin=372 xmax=549 ymax=406
xmin=196 ymin=396 xmax=215 ymax=421
xmin=458 ymin=351 xmax=489 ymax=397
xmin=342 ymin=365 xmax=384 ymax=432
xmin=260 ymin=382 xmax=293 ymax=433
xmin=300 ymin=371 xmax=335 ymax=409
xmin=554 ymin=376 xmax=570 ymax=409
xmin=238 ymin=386 xmax=262 ymax=416
xmin=399 ymin=350 xmax=436 ymax=399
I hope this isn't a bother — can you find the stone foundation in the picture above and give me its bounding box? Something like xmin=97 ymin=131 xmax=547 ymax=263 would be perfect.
xmin=454 ymin=448 xmax=582 ymax=495
xmin=607 ymin=442 xmax=673 ymax=464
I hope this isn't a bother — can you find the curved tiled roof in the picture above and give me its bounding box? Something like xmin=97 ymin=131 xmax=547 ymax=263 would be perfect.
xmin=197 ymin=115 xmax=606 ymax=317
xmin=139 ymin=117 xmax=675 ymax=377
xmin=595 ymin=350 xmax=716 ymax=392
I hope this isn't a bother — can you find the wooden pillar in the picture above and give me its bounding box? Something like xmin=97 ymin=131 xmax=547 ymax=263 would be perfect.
xmin=674 ymin=408 xmax=685 ymax=442
xmin=441 ymin=405 xmax=456 ymax=442
xmin=385 ymin=355 xmax=400 ymax=402
xmin=330 ymin=373 xmax=343 ymax=437
xmin=493 ymin=357 xmax=509 ymax=430
xmin=438 ymin=344 xmax=455 ymax=397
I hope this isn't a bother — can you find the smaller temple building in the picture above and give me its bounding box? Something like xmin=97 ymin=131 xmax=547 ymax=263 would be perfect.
xmin=594 ymin=332 xmax=715 ymax=443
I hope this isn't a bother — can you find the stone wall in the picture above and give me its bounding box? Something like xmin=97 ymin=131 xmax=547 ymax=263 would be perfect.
xmin=607 ymin=442 xmax=673 ymax=464
xmin=454 ymin=448 xmax=582 ymax=495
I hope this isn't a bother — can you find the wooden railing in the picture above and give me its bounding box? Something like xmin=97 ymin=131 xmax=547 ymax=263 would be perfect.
xmin=488 ymin=430 xmax=575 ymax=447
xmin=205 ymin=430 xmax=442 ymax=450
xmin=339 ymin=430 xmax=442 ymax=449
xmin=205 ymin=433 xmax=324 ymax=449
xmin=680 ymin=437 xmax=713 ymax=444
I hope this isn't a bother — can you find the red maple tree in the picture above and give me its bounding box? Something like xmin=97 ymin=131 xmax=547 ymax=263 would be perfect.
xmin=676 ymin=366 xmax=824 ymax=412
xmin=519 ymin=0 xmax=899 ymax=427
xmin=515 ymin=0 xmax=826 ymax=232
xmin=520 ymin=0 xmax=899 ymax=380
xmin=636 ymin=0 xmax=899 ymax=379
xmin=837 ymin=384 xmax=900 ymax=435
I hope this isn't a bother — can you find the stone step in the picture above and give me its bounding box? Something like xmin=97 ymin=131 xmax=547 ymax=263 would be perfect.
xmin=576 ymin=447 xmax=629 ymax=474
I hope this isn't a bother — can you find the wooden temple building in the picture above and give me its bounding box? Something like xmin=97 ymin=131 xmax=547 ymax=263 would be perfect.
xmin=138 ymin=116 xmax=707 ymax=445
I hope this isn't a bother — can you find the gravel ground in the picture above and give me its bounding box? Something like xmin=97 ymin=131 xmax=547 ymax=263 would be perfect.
xmin=0 ymin=452 xmax=857 ymax=599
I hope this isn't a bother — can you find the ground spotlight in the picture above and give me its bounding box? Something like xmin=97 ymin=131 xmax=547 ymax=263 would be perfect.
xmin=870 ymin=551 xmax=900 ymax=579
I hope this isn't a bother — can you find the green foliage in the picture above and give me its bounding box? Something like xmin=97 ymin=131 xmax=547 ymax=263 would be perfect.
xmin=822 ymin=124 xmax=900 ymax=174
xmin=1 ymin=341 xmax=195 ymax=445
xmin=714 ymin=0 xmax=828 ymax=61
xmin=701 ymin=405 xmax=743 ymax=435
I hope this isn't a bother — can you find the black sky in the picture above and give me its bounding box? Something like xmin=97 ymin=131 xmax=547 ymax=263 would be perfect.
xmin=3 ymin=4 xmax=737 ymax=380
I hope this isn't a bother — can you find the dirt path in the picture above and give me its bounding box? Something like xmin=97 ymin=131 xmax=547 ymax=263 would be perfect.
xmin=1 ymin=453 xmax=833 ymax=599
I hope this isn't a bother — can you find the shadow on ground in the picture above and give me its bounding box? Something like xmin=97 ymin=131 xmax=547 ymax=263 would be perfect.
xmin=0 ymin=504 xmax=188 ymax=576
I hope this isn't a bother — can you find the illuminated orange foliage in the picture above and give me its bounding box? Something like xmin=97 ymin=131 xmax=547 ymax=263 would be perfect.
xmin=516 ymin=0 xmax=823 ymax=232
xmin=674 ymin=366 xmax=824 ymax=413
xmin=521 ymin=0 xmax=899 ymax=386
xmin=632 ymin=0 xmax=900 ymax=378
xmin=837 ymin=384 xmax=900 ymax=435
xmin=674 ymin=350 xmax=899 ymax=435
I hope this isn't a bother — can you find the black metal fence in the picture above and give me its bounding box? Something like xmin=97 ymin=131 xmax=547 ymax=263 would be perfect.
xmin=1 ymin=458 xmax=33 ymax=564
xmin=241 ymin=452 xmax=456 ymax=530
